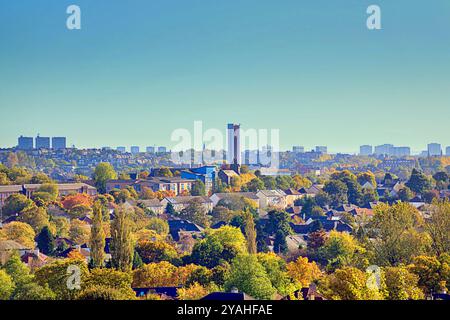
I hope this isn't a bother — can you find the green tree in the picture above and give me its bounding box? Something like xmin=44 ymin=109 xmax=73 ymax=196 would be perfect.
xmin=2 ymin=194 xmax=34 ymax=218
xmin=179 ymin=199 xmax=210 ymax=227
xmin=369 ymin=202 xmax=431 ymax=266
xmin=244 ymin=210 xmax=257 ymax=254
xmin=34 ymin=259 xmax=89 ymax=300
xmin=93 ymin=162 xmax=118 ymax=194
xmin=323 ymin=180 xmax=348 ymax=207
xmin=90 ymin=201 xmax=106 ymax=268
xmin=406 ymin=168 xmax=431 ymax=195
xmin=147 ymin=217 xmax=169 ymax=236
xmin=247 ymin=178 xmax=265 ymax=192
xmin=398 ymin=187 xmax=414 ymax=202
xmin=225 ymin=255 xmax=276 ymax=300
xmin=0 ymin=269 xmax=14 ymax=300
xmin=36 ymin=226 xmax=55 ymax=255
xmin=273 ymin=230 xmax=288 ymax=254
xmin=110 ymin=205 xmax=134 ymax=272
xmin=191 ymin=180 xmax=206 ymax=196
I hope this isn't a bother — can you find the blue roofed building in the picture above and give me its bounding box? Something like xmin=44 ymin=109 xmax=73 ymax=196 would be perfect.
xmin=181 ymin=165 xmax=216 ymax=194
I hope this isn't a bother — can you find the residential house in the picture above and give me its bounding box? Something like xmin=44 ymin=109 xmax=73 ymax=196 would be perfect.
xmin=210 ymin=192 xmax=260 ymax=208
xmin=283 ymin=188 xmax=303 ymax=206
xmin=161 ymin=196 xmax=213 ymax=213
xmin=256 ymin=190 xmax=287 ymax=209
xmin=168 ymin=219 xmax=204 ymax=241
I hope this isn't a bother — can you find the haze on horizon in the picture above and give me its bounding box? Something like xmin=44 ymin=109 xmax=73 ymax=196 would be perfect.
xmin=1 ymin=0 xmax=449 ymax=154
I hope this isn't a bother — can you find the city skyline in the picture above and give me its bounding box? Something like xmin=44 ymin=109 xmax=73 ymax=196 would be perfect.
xmin=1 ymin=1 xmax=450 ymax=153
xmin=7 ymin=132 xmax=450 ymax=156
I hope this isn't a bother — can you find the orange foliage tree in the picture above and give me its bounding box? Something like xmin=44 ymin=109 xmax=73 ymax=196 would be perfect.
xmin=61 ymin=193 xmax=93 ymax=211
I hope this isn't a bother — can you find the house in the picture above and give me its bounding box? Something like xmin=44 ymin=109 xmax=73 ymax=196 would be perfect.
xmin=282 ymin=284 xmax=325 ymax=300
xmin=138 ymin=199 xmax=165 ymax=215
xmin=218 ymin=170 xmax=239 ymax=185
xmin=256 ymin=190 xmax=287 ymax=209
xmin=283 ymin=188 xmax=303 ymax=206
xmin=0 ymin=240 xmax=33 ymax=265
xmin=201 ymin=291 xmax=255 ymax=300
xmin=23 ymin=183 xmax=97 ymax=197
xmin=0 ymin=185 xmax=23 ymax=206
xmin=361 ymin=181 xmax=376 ymax=190
xmin=210 ymin=192 xmax=259 ymax=207
xmin=133 ymin=287 xmax=180 ymax=300
xmin=168 ymin=219 xmax=204 ymax=241
xmin=298 ymin=185 xmax=323 ymax=197
xmin=161 ymin=196 xmax=213 ymax=213
xmin=21 ymin=249 xmax=51 ymax=270
xmin=106 ymin=177 xmax=196 ymax=196
xmin=290 ymin=217 xmax=353 ymax=235
xmin=286 ymin=234 xmax=307 ymax=253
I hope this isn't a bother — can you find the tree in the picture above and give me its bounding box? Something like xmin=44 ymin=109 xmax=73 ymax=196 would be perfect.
xmin=398 ymin=187 xmax=414 ymax=202
xmin=0 ymin=269 xmax=14 ymax=300
xmin=93 ymin=162 xmax=118 ymax=194
xmin=208 ymin=226 xmax=247 ymax=254
xmin=369 ymin=202 xmax=431 ymax=266
xmin=1 ymin=221 xmax=36 ymax=248
xmin=34 ymin=259 xmax=89 ymax=300
xmin=32 ymin=183 xmax=59 ymax=203
xmin=132 ymin=261 xmax=178 ymax=288
xmin=247 ymin=178 xmax=265 ymax=192
xmin=292 ymin=174 xmax=312 ymax=189
xmin=408 ymin=255 xmax=449 ymax=295
xmin=244 ymin=210 xmax=257 ymax=254
xmin=61 ymin=193 xmax=93 ymax=211
xmin=266 ymin=210 xmax=292 ymax=236
xmin=2 ymin=194 xmax=34 ymax=218
xmin=274 ymin=230 xmax=288 ymax=254
xmin=383 ymin=266 xmax=424 ymax=300
xmin=406 ymin=169 xmax=431 ymax=195
xmin=257 ymin=252 xmax=297 ymax=296
xmin=69 ymin=219 xmax=91 ymax=245
xmin=318 ymin=230 xmax=367 ymax=271
xmin=323 ymin=180 xmax=348 ymax=207
xmin=77 ymin=285 xmax=134 ymax=300
xmin=286 ymin=256 xmax=322 ymax=288
xmin=357 ymin=171 xmax=377 ymax=188
xmin=36 ymin=226 xmax=55 ymax=255
xmin=424 ymin=200 xmax=450 ymax=255
xmin=146 ymin=217 xmax=169 ymax=236
xmin=319 ymin=267 xmax=383 ymax=300
xmin=132 ymin=251 xmax=144 ymax=270
xmin=90 ymin=201 xmax=106 ymax=268
xmin=225 ymin=255 xmax=276 ymax=300
xmin=135 ymin=239 xmax=178 ymax=264
xmin=177 ymin=282 xmax=209 ymax=300
xmin=83 ymin=268 xmax=135 ymax=299
xmin=110 ymin=205 xmax=133 ymax=272
xmin=179 ymin=199 xmax=210 ymax=227
xmin=191 ymin=180 xmax=206 ymax=196
xmin=17 ymin=205 xmax=50 ymax=233
xmin=166 ymin=202 xmax=176 ymax=215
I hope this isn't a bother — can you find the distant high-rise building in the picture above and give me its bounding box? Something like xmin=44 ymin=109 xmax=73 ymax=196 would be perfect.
xmin=428 ymin=143 xmax=442 ymax=156
xmin=227 ymin=124 xmax=241 ymax=164
xmin=293 ymin=146 xmax=305 ymax=153
xmin=359 ymin=145 xmax=373 ymax=156
xmin=52 ymin=137 xmax=66 ymax=150
xmin=391 ymin=146 xmax=411 ymax=157
xmin=158 ymin=146 xmax=167 ymax=153
xmin=117 ymin=146 xmax=126 ymax=153
xmin=146 ymin=146 xmax=155 ymax=153
xmin=35 ymin=135 xmax=50 ymax=149
xmin=446 ymin=146 xmax=450 ymax=156
xmin=315 ymin=146 xmax=327 ymax=154
xmin=130 ymin=146 xmax=140 ymax=154
xmin=18 ymin=136 xmax=33 ymax=150
xmin=374 ymin=144 xmax=394 ymax=156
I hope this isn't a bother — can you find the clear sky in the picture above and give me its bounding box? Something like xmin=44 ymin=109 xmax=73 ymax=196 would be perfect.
xmin=0 ymin=0 xmax=449 ymax=154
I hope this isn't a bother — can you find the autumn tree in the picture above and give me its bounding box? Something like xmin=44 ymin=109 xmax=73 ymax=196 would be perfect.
xmin=287 ymin=256 xmax=322 ymax=288
xmin=0 ymin=269 xmax=14 ymax=300
xmin=69 ymin=219 xmax=91 ymax=245
xmin=90 ymin=200 xmax=106 ymax=268
xmin=179 ymin=199 xmax=210 ymax=227
xmin=110 ymin=205 xmax=134 ymax=272
xmin=1 ymin=221 xmax=36 ymax=248
xmin=244 ymin=210 xmax=257 ymax=254
xmin=177 ymin=282 xmax=209 ymax=300
xmin=368 ymin=202 xmax=431 ymax=266
xmin=424 ymin=200 xmax=450 ymax=255
xmin=2 ymin=194 xmax=34 ymax=218
xmin=383 ymin=266 xmax=424 ymax=300
xmin=93 ymin=162 xmax=118 ymax=194
xmin=132 ymin=261 xmax=178 ymax=288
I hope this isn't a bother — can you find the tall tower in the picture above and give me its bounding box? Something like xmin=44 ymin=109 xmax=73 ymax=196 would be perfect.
xmin=227 ymin=123 xmax=241 ymax=165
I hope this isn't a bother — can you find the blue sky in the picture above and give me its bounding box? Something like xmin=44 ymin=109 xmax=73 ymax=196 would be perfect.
xmin=0 ymin=0 xmax=449 ymax=153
